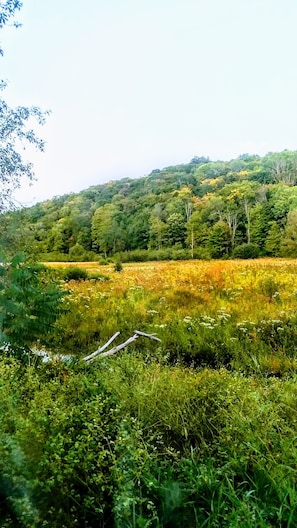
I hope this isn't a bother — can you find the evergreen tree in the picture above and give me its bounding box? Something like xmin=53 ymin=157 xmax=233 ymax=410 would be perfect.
xmin=208 ymin=221 xmax=231 ymax=258
xmin=280 ymin=211 xmax=297 ymax=257
xmin=265 ymin=221 xmax=283 ymax=256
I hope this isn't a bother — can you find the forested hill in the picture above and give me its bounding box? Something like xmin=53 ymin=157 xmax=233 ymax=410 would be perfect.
xmin=2 ymin=150 xmax=297 ymax=261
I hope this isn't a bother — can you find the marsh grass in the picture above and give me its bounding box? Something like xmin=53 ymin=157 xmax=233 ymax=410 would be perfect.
xmin=46 ymin=259 xmax=297 ymax=376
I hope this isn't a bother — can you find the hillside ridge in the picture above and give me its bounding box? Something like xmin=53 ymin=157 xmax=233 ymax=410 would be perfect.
xmin=2 ymin=150 xmax=297 ymax=260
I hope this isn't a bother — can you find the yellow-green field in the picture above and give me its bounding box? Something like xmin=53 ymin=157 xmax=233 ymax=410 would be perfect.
xmin=47 ymin=258 xmax=297 ymax=376
xmin=49 ymin=258 xmax=297 ymax=318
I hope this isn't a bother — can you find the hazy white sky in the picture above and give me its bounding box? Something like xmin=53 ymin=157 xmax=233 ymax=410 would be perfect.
xmin=2 ymin=0 xmax=297 ymax=205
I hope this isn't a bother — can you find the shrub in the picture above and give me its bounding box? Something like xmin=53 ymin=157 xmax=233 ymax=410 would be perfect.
xmin=232 ymin=243 xmax=260 ymax=259
xmin=98 ymin=257 xmax=110 ymax=265
xmin=39 ymin=251 xmax=70 ymax=262
xmin=0 ymin=361 xmax=119 ymax=527
xmin=114 ymin=260 xmax=123 ymax=272
xmin=63 ymin=266 xmax=88 ymax=281
xmin=68 ymin=243 xmax=88 ymax=262
xmin=0 ymin=253 xmax=65 ymax=356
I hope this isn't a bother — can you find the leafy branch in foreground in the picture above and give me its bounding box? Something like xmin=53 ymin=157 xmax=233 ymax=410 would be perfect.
xmin=0 ymin=1 xmax=49 ymax=212
xmin=0 ymin=253 xmax=65 ymax=356
xmin=0 ymin=1 xmax=22 ymax=39
xmin=0 ymin=82 xmax=50 ymax=211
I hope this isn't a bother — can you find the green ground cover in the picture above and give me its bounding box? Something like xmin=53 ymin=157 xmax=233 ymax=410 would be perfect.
xmin=1 ymin=258 xmax=297 ymax=527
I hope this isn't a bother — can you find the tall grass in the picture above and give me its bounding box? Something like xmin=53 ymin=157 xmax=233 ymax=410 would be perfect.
xmin=48 ymin=259 xmax=297 ymax=375
xmin=1 ymin=258 xmax=297 ymax=525
xmin=1 ymin=356 xmax=297 ymax=526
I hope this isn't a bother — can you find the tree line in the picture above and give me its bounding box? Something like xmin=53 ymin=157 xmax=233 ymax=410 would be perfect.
xmin=2 ymin=150 xmax=297 ymax=261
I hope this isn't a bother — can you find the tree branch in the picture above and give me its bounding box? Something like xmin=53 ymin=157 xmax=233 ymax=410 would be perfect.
xmin=83 ymin=330 xmax=161 ymax=363
xmin=82 ymin=331 xmax=120 ymax=362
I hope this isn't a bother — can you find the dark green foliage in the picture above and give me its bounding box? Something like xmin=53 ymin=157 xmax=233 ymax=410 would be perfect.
xmin=0 ymin=253 xmax=65 ymax=355
xmin=280 ymin=210 xmax=297 ymax=256
xmin=160 ymin=317 xmax=235 ymax=368
xmin=232 ymin=243 xmax=260 ymax=259
xmin=1 ymin=357 xmax=297 ymax=527
xmin=265 ymin=221 xmax=283 ymax=255
xmin=57 ymin=265 xmax=109 ymax=283
xmin=208 ymin=221 xmax=231 ymax=258
xmin=62 ymin=266 xmax=88 ymax=281
xmin=114 ymin=260 xmax=123 ymax=272
xmin=0 ymin=361 xmax=119 ymax=527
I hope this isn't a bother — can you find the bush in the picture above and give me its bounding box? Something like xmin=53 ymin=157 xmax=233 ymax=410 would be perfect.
xmin=68 ymin=243 xmax=88 ymax=262
xmin=232 ymin=243 xmax=260 ymax=259
xmin=114 ymin=260 xmax=123 ymax=272
xmin=0 ymin=361 xmax=119 ymax=527
xmin=63 ymin=266 xmax=88 ymax=281
xmin=39 ymin=251 xmax=70 ymax=262
xmin=98 ymin=257 xmax=110 ymax=265
xmin=0 ymin=253 xmax=65 ymax=355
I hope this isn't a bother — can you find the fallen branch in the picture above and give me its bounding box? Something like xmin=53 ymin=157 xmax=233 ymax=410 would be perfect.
xmin=133 ymin=330 xmax=161 ymax=341
xmin=82 ymin=331 xmax=120 ymax=362
xmin=82 ymin=330 xmax=161 ymax=363
xmin=30 ymin=330 xmax=160 ymax=364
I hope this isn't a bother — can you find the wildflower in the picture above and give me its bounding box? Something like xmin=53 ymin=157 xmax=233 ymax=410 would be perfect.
xmin=217 ymin=310 xmax=231 ymax=321
xmin=199 ymin=322 xmax=215 ymax=329
xmin=200 ymin=315 xmax=216 ymax=323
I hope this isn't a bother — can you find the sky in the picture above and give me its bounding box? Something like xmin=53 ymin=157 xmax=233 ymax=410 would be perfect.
xmin=1 ymin=0 xmax=297 ymax=206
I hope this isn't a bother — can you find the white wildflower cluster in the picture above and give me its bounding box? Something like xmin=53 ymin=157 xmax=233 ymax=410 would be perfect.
xmin=217 ymin=309 xmax=231 ymax=322
xmin=257 ymin=319 xmax=285 ymax=334
xmin=236 ymin=318 xmax=285 ymax=338
xmin=182 ymin=310 xmax=232 ymax=332
xmin=236 ymin=321 xmax=256 ymax=334
xmin=183 ymin=315 xmax=194 ymax=331
xmin=198 ymin=315 xmax=217 ymax=330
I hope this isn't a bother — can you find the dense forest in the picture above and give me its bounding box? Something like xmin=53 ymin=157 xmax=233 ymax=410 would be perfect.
xmin=3 ymin=150 xmax=297 ymax=262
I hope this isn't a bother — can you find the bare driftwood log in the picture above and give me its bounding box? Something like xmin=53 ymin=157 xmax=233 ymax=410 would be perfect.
xmin=82 ymin=331 xmax=120 ymax=362
xmin=30 ymin=330 xmax=160 ymax=364
xmin=82 ymin=330 xmax=161 ymax=363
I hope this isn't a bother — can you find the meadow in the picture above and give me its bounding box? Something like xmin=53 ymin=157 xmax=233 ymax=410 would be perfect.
xmin=50 ymin=258 xmax=297 ymax=376
xmin=1 ymin=258 xmax=297 ymax=527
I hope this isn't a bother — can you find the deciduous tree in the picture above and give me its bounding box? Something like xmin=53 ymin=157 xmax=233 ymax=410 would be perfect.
xmin=0 ymin=1 xmax=48 ymax=211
